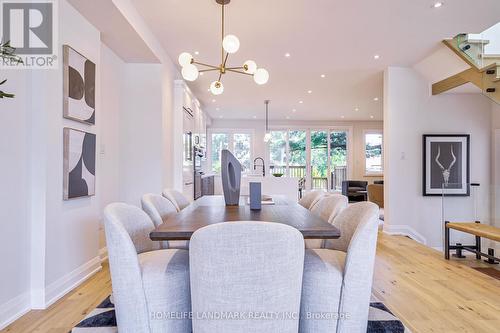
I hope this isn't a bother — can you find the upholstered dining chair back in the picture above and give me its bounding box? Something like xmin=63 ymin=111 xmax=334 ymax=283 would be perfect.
xmin=190 ymin=221 xmax=305 ymax=333
xmin=162 ymin=188 xmax=190 ymax=212
xmin=323 ymin=201 xmax=380 ymax=332
xmin=310 ymin=194 xmax=348 ymax=224
xmin=141 ymin=193 xmax=177 ymax=227
xmin=104 ymin=203 xmax=157 ymax=333
xmin=298 ymin=190 xmax=326 ymax=210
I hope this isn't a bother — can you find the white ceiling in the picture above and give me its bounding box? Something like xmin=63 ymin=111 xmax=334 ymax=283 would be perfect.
xmin=130 ymin=0 xmax=500 ymax=121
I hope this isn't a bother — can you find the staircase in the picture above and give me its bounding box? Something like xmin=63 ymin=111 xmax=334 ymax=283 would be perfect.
xmin=433 ymin=33 xmax=500 ymax=104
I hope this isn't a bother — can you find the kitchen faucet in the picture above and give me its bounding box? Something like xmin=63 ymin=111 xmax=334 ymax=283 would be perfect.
xmin=253 ymin=157 xmax=265 ymax=177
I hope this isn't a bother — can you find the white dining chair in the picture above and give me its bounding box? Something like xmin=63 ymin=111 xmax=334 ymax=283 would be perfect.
xmin=299 ymin=190 xmax=326 ymax=210
xmin=300 ymin=202 xmax=379 ymax=333
xmin=190 ymin=221 xmax=305 ymax=333
xmin=162 ymin=188 xmax=190 ymax=212
xmin=141 ymin=193 xmax=189 ymax=250
xmin=305 ymin=194 xmax=348 ymax=249
xmin=104 ymin=203 xmax=191 ymax=333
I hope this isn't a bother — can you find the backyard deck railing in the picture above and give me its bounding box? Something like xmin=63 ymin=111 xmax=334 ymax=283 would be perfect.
xmin=269 ymin=165 xmax=347 ymax=190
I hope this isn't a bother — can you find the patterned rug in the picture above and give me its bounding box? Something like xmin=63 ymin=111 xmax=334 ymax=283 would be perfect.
xmin=71 ymin=295 xmax=410 ymax=332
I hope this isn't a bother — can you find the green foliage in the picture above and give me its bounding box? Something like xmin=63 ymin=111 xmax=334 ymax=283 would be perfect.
xmin=0 ymin=41 xmax=23 ymax=99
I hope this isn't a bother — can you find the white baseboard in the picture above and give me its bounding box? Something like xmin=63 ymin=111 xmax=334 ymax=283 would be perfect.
xmin=42 ymin=256 xmax=102 ymax=309
xmin=383 ymin=224 xmax=427 ymax=245
xmin=0 ymin=292 xmax=31 ymax=330
xmin=99 ymin=247 xmax=108 ymax=262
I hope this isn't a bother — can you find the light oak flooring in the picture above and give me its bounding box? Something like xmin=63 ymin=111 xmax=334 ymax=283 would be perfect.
xmin=3 ymin=233 xmax=500 ymax=333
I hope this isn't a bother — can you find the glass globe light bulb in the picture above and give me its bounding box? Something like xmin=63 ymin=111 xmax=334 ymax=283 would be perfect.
xmin=178 ymin=52 xmax=193 ymax=67
xmin=243 ymin=60 xmax=257 ymax=74
xmin=210 ymin=81 xmax=224 ymax=95
xmin=253 ymin=68 xmax=269 ymax=85
xmin=223 ymin=35 xmax=240 ymax=54
xmin=181 ymin=64 xmax=199 ymax=81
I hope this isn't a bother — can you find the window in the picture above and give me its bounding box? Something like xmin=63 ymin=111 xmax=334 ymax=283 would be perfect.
xmin=269 ymin=131 xmax=287 ymax=176
xmin=311 ymin=130 xmax=328 ymax=189
xmin=209 ymin=130 xmax=253 ymax=173
xmin=288 ymin=130 xmax=307 ymax=178
xmin=365 ymin=131 xmax=383 ymax=175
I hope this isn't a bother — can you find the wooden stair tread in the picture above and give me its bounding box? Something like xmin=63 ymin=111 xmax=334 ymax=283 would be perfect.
xmin=446 ymin=222 xmax=500 ymax=242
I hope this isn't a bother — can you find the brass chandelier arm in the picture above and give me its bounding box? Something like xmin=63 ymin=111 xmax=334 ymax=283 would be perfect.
xmin=192 ymin=61 xmax=220 ymax=70
xmin=199 ymin=68 xmax=220 ymax=73
xmin=225 ymin=69 xmax=253 ymax=76
xmin=225 ymin=66 xmax=245 ymax=70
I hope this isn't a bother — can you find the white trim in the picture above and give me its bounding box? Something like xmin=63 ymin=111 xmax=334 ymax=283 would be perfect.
xmin=0 ymin=292 xmax=31 ymax=330
xmin=99 ymin=247 xmax=108 ymax=262
xmin=41 ymin=256 xmax=102 ymax=309
xmin=363 ymin=129 xmax=384 ymax=176
xmin=383 ymin=224 xmax=427 ymax=245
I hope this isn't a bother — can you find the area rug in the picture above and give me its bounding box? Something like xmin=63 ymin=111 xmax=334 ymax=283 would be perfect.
xmin=472 ymin=267 xmax=500 ymax=281
xmin=71 ymin=295 xmax=410 ymax=332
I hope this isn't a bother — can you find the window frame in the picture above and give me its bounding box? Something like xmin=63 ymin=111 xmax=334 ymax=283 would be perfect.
xmin=363 ymin=129 xmax=384 ymax=176
xmin=207 ymin=128 xmax=254 ymax=174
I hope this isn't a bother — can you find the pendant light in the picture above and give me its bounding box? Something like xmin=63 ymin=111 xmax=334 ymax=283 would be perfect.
xmin=264 ymin=100 xmax=271 ymax=142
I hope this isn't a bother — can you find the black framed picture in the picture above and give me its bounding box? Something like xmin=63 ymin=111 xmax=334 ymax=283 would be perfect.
xmin=423 ymin=134 xmax=470 ymax=196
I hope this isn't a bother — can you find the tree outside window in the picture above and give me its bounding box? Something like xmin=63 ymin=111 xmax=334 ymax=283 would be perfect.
xmin=365 ymin=132 xmax=383 ymax=174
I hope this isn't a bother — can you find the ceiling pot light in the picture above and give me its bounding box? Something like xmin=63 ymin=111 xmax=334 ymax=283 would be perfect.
xmin=178 ymin=52 xmax=193 ymax=67
xmin=210 ymin=81 xmax=224 ymax=95
xmin=374 ymin=97 xmax=379 ymax=101
xmin=433 ymin=2 xmax=443 ymax=8
xmin=285 ymin=53 xmax=291 ymax=57
xmin=321 ymin=74 xmax=326 ymax=78
xmin=181 ymin=64 xmax=199 ymax=81
xmin=254 ymin=68 xmax=270 ymax=85
xmin=308 ymin=90 xmax=312 ymax=94
xmin=354 ymin=107 xmax=359 ymax=111
xmin=374 ymin=54 xmax=380 ymax=59
xmin=299 ymin=100 xmax=303 ymax=104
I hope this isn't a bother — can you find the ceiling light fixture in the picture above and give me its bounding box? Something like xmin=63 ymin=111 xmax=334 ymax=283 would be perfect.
xmin=285 ymin=53 xmax=291 ymax=58
xmin=370 ymin=115 xmax=374 ymax=119
xmin=354 ymin=107 xmax=359 ymax=111
xmin=374 ymin=54 xmax=380 ymax=60
xmin=373 ymin=97 xmax=379 ymax=101
xmin=308 ymin=90 xmax=312 ymax=94
xmin=321 ymin=74 xmax=326 ymax=78
xmin=264 ymin=100 xmax=272 ymax=142
xmin=433 ymin=2 xmax=443 ymax=8
xmin=299 ymin=100 xmax=303 ymax=104
xmin=178 ymin=0 xmax=269 ymax=95
xmin=292 ymin=109 xmax=297 ymax=112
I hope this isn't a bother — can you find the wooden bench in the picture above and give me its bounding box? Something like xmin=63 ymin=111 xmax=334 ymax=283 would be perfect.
xmin=445 ymin=221 xmax=500 ymax=264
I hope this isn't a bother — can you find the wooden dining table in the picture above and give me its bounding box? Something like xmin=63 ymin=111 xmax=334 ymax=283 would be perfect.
xmin=150 ymin=195 xmax=341 ymax=241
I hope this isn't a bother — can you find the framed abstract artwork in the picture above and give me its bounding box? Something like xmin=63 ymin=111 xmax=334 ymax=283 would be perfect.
xmin=63 ymin=128 xmax=96 ymax=200
xmin=423 ymin=134 xmax=470 ymax=196
xmin=63 ymin=45 xmax=96 ymax=124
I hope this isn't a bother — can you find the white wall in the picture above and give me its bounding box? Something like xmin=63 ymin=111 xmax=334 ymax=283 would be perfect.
xmin=208 ymin=119 xmax=384 ymax=182
xmin=0 ymin=70 xmax=31 ymax=323
xmin=384 ymin=66 xmax=493 ymax=248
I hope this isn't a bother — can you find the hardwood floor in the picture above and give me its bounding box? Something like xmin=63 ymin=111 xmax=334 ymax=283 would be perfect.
xmin=2 ymin=234 xmax=500 ymax=333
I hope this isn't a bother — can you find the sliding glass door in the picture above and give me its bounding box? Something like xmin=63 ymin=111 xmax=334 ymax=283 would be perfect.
xmin=268 ymin=128 xmax=350 ymax=191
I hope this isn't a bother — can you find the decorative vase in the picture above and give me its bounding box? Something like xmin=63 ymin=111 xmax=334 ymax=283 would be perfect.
xmin=221 ymin=149 xmax=242 ymax=206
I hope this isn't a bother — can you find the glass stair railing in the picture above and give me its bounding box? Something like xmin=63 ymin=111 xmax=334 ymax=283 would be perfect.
xmin=447 ymin=31 xmax=500 ymax=104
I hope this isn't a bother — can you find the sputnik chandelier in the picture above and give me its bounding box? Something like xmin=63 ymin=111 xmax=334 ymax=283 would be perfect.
xmin=178 ymin=0 xmax=269 ymax=95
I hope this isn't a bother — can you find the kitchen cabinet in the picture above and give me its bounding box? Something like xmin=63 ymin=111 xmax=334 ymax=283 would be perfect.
xmin=201 ymin=175 xmax=215 ymax=196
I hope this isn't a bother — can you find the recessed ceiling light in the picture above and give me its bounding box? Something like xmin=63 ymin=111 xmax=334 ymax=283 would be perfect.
xmin=292 ymin=109 xmax=297 ymax=113
xmin=285 ymin=53 xmax=291 ymax=58
xmin=374 ymin=54 xmax=380 ymax=60
xmin=320 ymin=74 xmax=326 ymax=78
xmin=299 ymin=100 xmax=303 ymax=104
xmin=286 ymin=116 xmax=290 ymax=119
xmin=212 ymin=99 xmax=216 ymax=103
xmin=308 ymin=90 xmax=312 ymax=94
xmin=341 ymin=115 xmax=345 ymax=119
xmin=373 ymin=97 xmax=379 ymax=101
xmin=354 ymin=107 xmax=360 ymax=111
xmin=370 ymin=115 xmax=374 ymax=119
xmin=253 ymin=115 xmax=257 ymax=119
xmin=433 ymin=2 xmax=443 ymax=8
xmin=194 ymin=51 xmax=200 ymax=55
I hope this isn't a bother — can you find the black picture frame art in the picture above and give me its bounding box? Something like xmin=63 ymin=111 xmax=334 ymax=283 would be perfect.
xmin=423 ymin=134 xmax=470 ymax=196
